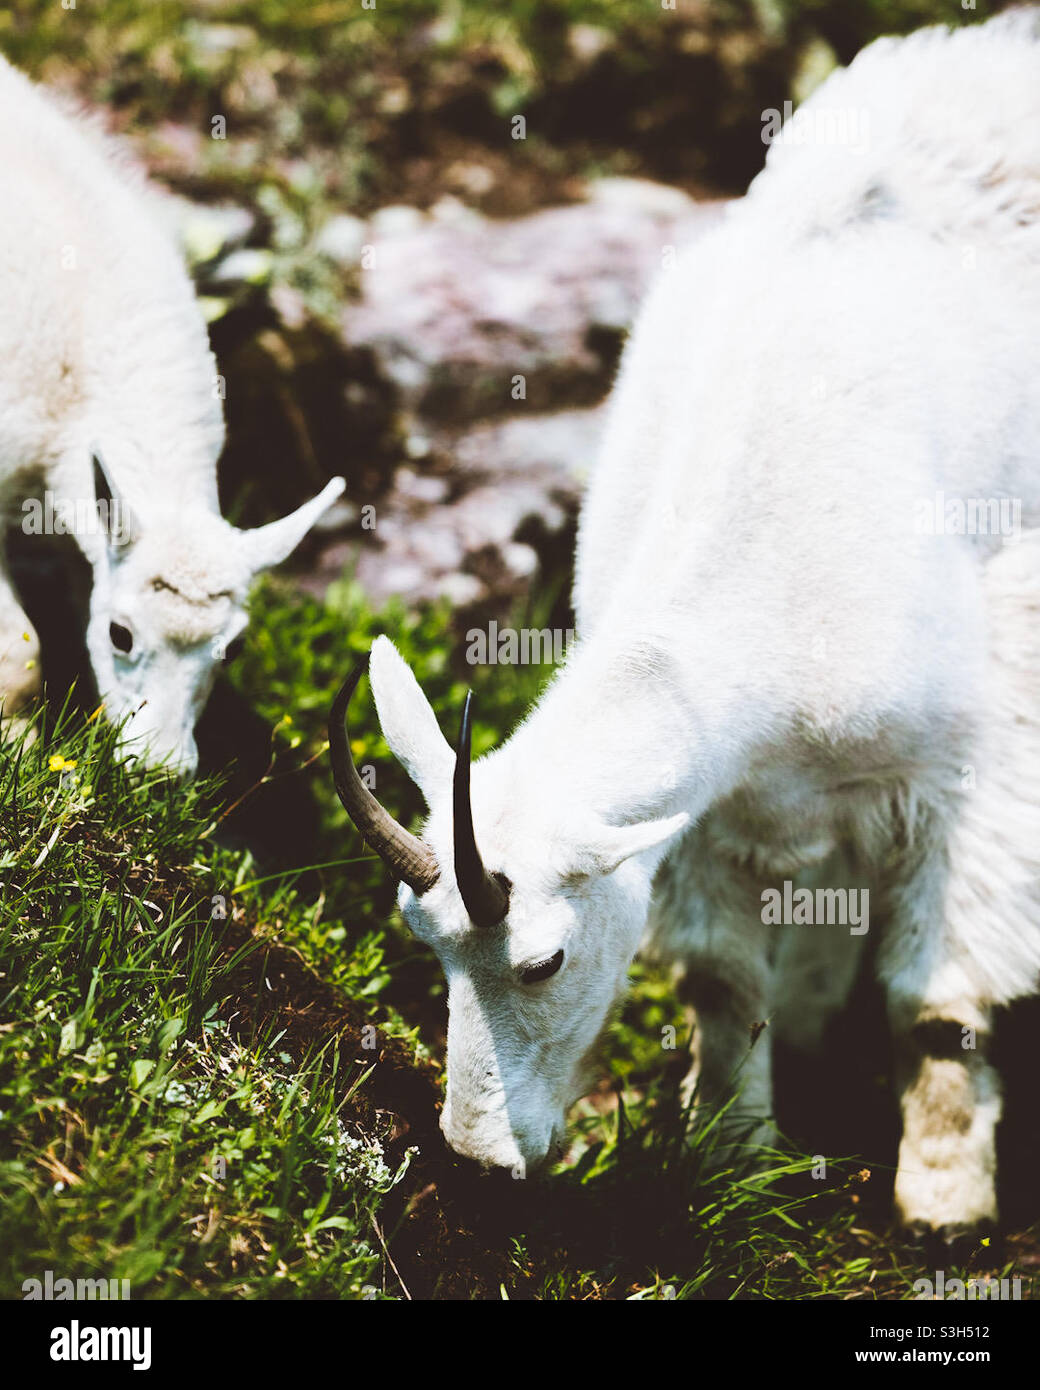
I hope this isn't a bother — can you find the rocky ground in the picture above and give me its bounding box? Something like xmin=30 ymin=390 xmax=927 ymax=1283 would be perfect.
xmin=311 ymin=182 xmax=730 ymax=610
xmin=15 ymin=0 xmax=811 ymax=626
xmin=165 ymin=175 xmax=732 ymax=617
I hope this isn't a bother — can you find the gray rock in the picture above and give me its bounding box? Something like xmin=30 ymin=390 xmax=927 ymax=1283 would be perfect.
xmin=438 ymin=572 xmax=486 ymax=607
xmin=393 ymin=468 xmax=451 ymax=506
xmin=344 ymin=186 xmax=728 ymax=422
xmin=173 ymin=179 xmax=731 ymax=620
xmin=367 ymin=204 xmax=427 ymax=241
xmin=305 ymin=407 xmax=604 ymax=609
xmin=441 ymin=406 xmax=604 ymax=490
xmin=313 ymin=214 xmax=368 ymax=270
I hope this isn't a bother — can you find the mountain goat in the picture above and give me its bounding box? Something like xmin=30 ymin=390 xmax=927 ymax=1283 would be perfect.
xmin=330 ymin=11 xmax=1040 ymax=1236
xmin=0 ymin=56 xmax=343 ymax=774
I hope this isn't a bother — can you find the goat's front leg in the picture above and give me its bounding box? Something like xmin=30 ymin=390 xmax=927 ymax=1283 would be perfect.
xmin=649 ymin=845 xmax=775 ymax=1155
xmin=679 ymin=960 xmax=774 ymax=1153
xmin=0 ymin=552 xmax=40 ymax=728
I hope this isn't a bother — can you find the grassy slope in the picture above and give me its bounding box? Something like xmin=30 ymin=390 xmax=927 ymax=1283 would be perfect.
xmin=0 ymin=697 xmax=418 ymax=1299
xmin=1 ymin=584 xmax=1026 ymax=1299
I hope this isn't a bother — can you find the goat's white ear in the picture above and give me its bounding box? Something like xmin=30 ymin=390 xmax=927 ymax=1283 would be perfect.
xmin=581 ymin=812 xmax=690 ymax=877
xmin=238 ymin=477 xmax=345 ymax=573
xmin=369 ymin=635 xmax=454 ymax=807
xmin=91 ymin=449 xmax=141 ymax=554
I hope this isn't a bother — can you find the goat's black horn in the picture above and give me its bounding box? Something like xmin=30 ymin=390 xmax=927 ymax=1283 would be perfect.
xmin=453 ymin=691 xmax=510 ymax=927
xmin=329 ymin=655 xmax=440 ymax=895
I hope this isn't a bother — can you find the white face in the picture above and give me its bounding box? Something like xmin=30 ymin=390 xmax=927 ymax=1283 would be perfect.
xmin=83 ymin=458 xmax=345 ymax=777
xmin=399 ymin=851 xmax=650 ymax=1174
xmin=368 ymin=636 xmax=688 ymax=1173
xmin=86 ymin=538 xmax=248 ymax=778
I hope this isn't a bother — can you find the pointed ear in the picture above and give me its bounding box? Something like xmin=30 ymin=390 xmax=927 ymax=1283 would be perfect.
xmin=579 ymin=812 xmax=690 ymax=878
xmin=92 ymin=451 xmax=115 ymax=511
xmin=91 ymin=448 xmax=140 ymax=551
xmin=369 ymin=635 xmax=454 ymax=808
xmin=238 ymin=477 xmax=345 ymax=573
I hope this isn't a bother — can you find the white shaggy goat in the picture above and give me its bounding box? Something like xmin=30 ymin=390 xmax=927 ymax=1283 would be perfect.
xmin=331 ymin=11 xmax=1040 ymax=1235
xmin=0 ymin=57 xmax=343 ymax=774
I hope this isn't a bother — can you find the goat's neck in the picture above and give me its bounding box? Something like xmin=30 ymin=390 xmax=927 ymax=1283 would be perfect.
xmin=497 ymin=623 xmax=748 ymax=828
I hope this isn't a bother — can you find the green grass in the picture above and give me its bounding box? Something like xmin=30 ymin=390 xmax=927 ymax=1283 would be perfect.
xmin=0 ymin=582 xmax=556 ymax=1301
xmin=0 ymin=696 xmax=421 ymax=1299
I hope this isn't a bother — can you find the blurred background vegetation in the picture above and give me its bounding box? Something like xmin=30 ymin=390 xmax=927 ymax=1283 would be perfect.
xmin=2 ymin=0 xmax=992 ymax=521
xmin=4 ymin=0 xmax=981 ymax=204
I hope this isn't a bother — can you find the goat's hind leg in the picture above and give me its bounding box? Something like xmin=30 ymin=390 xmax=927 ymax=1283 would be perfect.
xmin=880 ymin=798 xmax=1008 ymax=1240
xmin=881 ymin=532 xmax=1040 ymax=1240
xmin=883 ymin=914 xmax=1003 ymax=1243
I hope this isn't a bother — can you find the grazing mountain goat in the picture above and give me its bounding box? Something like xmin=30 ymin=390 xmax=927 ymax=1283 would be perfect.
xmin=0 ymin=57 xmax=343 ymax=774
xmin=330 ymin=11 xmax=1040 ymax=1235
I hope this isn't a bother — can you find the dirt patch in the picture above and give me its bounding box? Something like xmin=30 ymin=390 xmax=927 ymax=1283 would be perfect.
xmin=211 ymin=913 xmax=523 ymax=1299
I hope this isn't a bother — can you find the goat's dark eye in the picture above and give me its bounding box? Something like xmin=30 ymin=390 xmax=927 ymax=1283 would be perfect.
xmin=519 ymin=949 xmax=564 ymax=985
xmin=109 ymin=622 xmax=133 ymax=654
xmin=222 ymin=634 xmax=246 ymax=663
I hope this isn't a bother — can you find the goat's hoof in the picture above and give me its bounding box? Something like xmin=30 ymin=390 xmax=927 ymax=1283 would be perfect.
xmin=903 ymin=1221 xmax=1001 ymax=1266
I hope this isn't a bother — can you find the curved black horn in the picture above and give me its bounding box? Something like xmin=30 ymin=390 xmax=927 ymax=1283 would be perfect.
xmin=328 ymin=656 xmax=440 ymax=895
xmin=453 ymin=691 xmax=510 ymax=927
